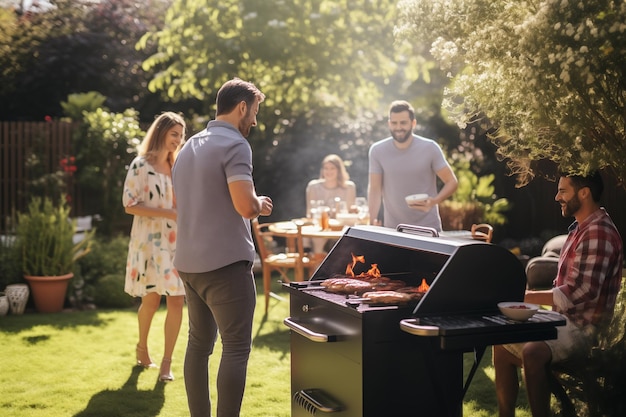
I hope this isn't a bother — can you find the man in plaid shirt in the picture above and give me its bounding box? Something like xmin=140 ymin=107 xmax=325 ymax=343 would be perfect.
xmin=494 ymin=171 xmax=623 ymax=417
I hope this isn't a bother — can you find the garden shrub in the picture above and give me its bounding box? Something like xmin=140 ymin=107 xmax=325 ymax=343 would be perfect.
xmin=72 ymin=235 xmax=130 ymax=307
xmin=93 ymin=274 xmax=136 ymax=309
xmin=0 ymin=237 xmax=22 ymax=290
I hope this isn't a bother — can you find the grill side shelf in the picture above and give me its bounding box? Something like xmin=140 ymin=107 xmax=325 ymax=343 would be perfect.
xmin=400 ymin=312 xmax=566 ymax=351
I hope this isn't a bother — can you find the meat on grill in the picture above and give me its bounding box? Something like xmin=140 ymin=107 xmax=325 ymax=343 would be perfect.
xmin=320 ymin=276 xmax=407 ymax=295
xmin=361 ymin=290 xmax=420 ymax=304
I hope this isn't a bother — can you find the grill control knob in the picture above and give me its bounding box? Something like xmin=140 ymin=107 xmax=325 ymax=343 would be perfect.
xmin=302 ymin=304 xmax=309 ymax=312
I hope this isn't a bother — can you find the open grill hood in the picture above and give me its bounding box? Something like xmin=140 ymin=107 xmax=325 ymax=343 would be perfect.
xmin=309 ymin=225 xmax=528 ymax=316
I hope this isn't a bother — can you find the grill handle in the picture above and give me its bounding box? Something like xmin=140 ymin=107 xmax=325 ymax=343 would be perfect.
xmin=399 ymin=318 xmax=441 ymax=336
xmin=396 ymin=224 xmax=439 ymax=237
xmin=283 ymin=318 xmax=338 ymax=342
xmin=294 ymin=389 xmax=344 ymax=413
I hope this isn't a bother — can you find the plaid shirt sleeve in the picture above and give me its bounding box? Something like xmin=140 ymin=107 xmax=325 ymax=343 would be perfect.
xmin=554 ymin=209 xmax=623 ymax=327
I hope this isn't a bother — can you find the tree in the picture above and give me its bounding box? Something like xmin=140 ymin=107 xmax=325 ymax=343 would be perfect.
xmin=139 ymin=0 xmax=442 ymax=220
xmin=139 ymin=0 xmax=411 ymax=135
xmin=396 ymin=0 xmax=626 ymax=186
xmin=0 ymin=0 xmax=171 ymax=120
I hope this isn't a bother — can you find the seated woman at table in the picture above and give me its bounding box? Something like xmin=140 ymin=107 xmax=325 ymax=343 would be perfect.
xmin=306 ymin=154 xmax=356 ymax=214
xmin=305 ymin=154 xmax=356 ymax=255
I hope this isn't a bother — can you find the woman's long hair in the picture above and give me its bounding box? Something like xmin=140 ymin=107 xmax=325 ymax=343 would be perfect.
xmin=137 ymin=112 xmax=186 ymax=167
xmin=319 ymin=154 xmax=350 ymax=188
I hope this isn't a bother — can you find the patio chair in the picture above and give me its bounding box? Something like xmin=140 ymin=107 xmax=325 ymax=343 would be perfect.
xmin=251 ymin=219 xmax=320 ymax=314
xmin=525 ymin=234 xmax=567 ymax=290
xmin=470 ymin=223 xmax=493 ymax=243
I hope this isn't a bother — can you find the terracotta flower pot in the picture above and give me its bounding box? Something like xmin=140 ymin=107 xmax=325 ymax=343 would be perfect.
xmin=24 ymin=273 xmax=74 ymax=313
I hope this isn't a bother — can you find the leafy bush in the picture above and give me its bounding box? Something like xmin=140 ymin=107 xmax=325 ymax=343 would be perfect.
xmin=93 ymin=274 xmax=136 ymax=309
xmin=440 ymin=159 xmax=511 ymax=229
xmin=0 ymin=236 xmax=21 ymax=290
xmin=15 ymin=196 xmax=93 ymax=276
xmin=61 ymin=91 xmax=107 ymax=120
xmin=72 ymin=235 xmax=130 ymax=308
xmin=72 ymin=108 xmax=144 ymax=237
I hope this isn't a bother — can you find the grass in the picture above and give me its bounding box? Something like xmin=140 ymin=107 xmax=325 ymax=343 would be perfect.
xmin=0 ymin=275 xmax=537 ymax=417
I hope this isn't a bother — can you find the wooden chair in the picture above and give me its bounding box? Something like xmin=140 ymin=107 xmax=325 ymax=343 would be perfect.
xmin=548 ymin=280 xmax=626 ymax=417
xmin=251 ymin=219 xmax=320 ymax=314
xmin=470 ymin=223 xmax=493 ymax=243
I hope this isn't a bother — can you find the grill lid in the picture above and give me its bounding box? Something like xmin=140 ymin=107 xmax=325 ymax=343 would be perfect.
xmin=310 ymin=225 xmax=527 ymax=317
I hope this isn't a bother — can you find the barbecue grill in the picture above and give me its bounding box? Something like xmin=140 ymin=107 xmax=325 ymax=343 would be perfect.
xmin=283 ymin=225 xmax=565 ymax=417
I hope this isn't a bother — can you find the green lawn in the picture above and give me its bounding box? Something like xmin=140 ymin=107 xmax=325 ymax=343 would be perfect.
xmin=0 ymin=275 xmax=535 ymax=417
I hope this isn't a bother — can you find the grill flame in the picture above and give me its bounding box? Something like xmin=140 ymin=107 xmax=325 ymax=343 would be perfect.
xmin=345 ymin=253 xmax=430 ymax=292
xmin=345 ymin=253 xmax=365 ymax=276
xmin=344 ymin=254 xmax=381 ymax=279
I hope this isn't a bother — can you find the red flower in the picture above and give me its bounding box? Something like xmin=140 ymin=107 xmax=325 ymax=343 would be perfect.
xmin=60 ymin=156 xmax=77 ymax=175
xmin=44 ymin=115 xmax=52 ymax=122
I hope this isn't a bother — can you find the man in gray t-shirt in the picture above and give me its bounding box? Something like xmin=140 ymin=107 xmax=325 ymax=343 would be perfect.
xmin=368 ymin=100 xmax=458 ymax=231
xmin=172 ymin=78 xmax=273 ymax=417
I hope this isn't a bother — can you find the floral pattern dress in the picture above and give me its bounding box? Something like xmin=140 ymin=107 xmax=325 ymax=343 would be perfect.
xmin=122 ymin=156 xmax=185 ymax=297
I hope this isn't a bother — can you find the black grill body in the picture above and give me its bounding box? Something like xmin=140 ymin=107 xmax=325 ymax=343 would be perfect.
xmin=284 ymin=226 xmax=565 ymax=417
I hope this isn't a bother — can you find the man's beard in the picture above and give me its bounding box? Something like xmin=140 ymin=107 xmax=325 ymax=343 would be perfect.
xmin=239 ymin=108 xmax=253 ymax=137
xmin=561 ymin=194 xmax=582 ymax=218
xmin=391 ymin=129 xmax=412 ymax=144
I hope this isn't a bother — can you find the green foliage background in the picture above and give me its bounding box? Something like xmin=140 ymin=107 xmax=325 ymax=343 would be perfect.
xmin=397 ymin=0 xmax=626 ymax=185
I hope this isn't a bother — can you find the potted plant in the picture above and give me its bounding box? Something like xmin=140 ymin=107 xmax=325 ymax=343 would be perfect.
xmin=15 ymin=196 xmax=93 ymax=313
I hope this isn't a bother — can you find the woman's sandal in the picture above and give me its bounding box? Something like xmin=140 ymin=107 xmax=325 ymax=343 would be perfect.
xmin=136 ymin=344 xmax=157 ymax=368
xmin=159 ymin=358 xmax=174 ymax=382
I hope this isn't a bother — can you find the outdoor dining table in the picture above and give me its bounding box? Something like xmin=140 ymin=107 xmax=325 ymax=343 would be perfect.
xmin=266 ymin=221 xmax=492 ymax=265
xmin=267 ymin=219 xmax=347 ymax=253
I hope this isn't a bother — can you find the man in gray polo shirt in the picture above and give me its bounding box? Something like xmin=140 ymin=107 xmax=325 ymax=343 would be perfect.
xmin=172 ymin=78 xmax=273 ymax=417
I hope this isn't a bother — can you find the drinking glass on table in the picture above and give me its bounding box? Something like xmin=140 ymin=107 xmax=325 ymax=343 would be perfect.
xmin=319 ymin=206 xmax=330 ymax=230
xmin=355 ymin=197 xmax=369 ymax=224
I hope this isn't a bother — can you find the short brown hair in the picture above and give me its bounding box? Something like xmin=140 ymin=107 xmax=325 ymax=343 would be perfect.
xmin=388 ymin=100 xmax=415 ymax=120
xmin=216 ymin=78 xmax=265 ymax=116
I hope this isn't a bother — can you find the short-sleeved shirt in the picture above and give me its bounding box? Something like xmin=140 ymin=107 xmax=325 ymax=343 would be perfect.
xmin=172 ymin=121 xmax=256 ymax=273
xmin=122 ymin=156 xmax=184 ymax=297
xmin=369 ymin=134 xmax=451 ymax=230
xmin=505 ymin=207 xmax=623 ymax=363
xmin=553 ymin=208 xmax=623 ymax=328
xmin=305 ymin=180 xmax=356 ymax=214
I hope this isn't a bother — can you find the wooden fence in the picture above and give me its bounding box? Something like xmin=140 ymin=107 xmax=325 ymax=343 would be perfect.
xmin=0 ymin=121 xmax=81 ymax=234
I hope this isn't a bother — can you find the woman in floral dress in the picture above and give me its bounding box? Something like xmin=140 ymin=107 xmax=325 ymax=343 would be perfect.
xmin=122 ymin=112 xmax=186 ymax=382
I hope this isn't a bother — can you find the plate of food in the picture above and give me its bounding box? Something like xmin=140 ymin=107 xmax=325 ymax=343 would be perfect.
xmin=498 ymin=302 xmax=539 ymax=321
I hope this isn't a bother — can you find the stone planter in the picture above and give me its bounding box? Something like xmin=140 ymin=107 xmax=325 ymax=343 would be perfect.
xmin=24 ymin=273 xmax=73 ymax=313
xmin=5 ymin=283 xmax=30 ymax=315
xmin=0 ymin=293 xmax=9 ymax=316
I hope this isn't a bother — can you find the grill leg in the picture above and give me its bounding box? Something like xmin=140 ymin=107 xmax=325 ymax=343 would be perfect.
xmin=421 ymin=345 xmax=464 ymax=417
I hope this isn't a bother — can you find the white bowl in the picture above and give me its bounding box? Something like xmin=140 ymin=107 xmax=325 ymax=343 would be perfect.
xmin=335 ymin=212 xmax=359 ymax=226
xmin=405 ymin=194 xmax=429 ymax=205
xmin=498 ymin=302 xmax=539 ymax=321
